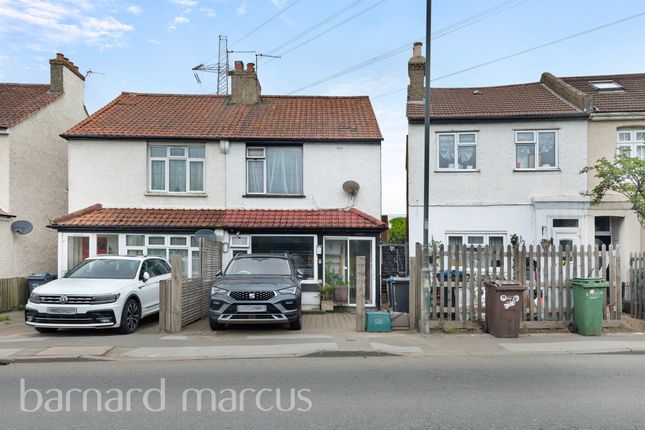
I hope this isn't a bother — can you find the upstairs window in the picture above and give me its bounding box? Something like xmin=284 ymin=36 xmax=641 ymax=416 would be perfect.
xmin=515 ymin=130 xmax=557 ymax=169
xmin=437 ymin=132 xmax=477 ymax=170
xmin=589 ymin=80 xmax=623 ymax=91
xmin=247 ymin=146 xmax=303 ymax=195
xmin=617 ymin=129 xmax=645 ymax=159
xmin=149 ymin=145 xmax=205 ymax=193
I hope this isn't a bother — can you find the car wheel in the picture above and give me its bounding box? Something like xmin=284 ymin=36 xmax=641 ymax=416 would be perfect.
xmin=289 ymin=314 xmax=302 ymax=331
xmin=209 ymin=318 xmax=225 ymax=331
xmin=118 ymin=298 xmax=141 ymax=334
xmin=34 ymin=327 xmax=58 ymax=334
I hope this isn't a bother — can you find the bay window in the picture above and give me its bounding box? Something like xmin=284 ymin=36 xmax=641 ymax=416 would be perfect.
xmin=246 ymin=146 xmax=303 ymax=195
xmin=515 ymin=130 xmax=557 ymax=169
xmin=149 ymin=145 xmax=205 ymax=193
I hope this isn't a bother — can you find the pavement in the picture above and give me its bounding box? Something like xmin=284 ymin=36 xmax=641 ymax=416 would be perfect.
xmin=2 ymin=310 xmax=645 ymax=363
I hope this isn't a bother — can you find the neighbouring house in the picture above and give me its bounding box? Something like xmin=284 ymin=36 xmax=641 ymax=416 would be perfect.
xmin=540 ymin=72 xmax=645 ymax=279
xmin=49 ymin=60 xmax=386 ymax=308
xmin=0 ymin=54 xmax=86 ymax=278
xmin=406 ymin=43 xmax=590 ymax=257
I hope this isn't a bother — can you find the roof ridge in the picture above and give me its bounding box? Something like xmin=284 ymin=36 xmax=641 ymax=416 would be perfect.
xmin=561 ymin=72 xmax=645 ymax=80
xmin=52 ymin=203 xmax=102 ymax=224
xmin=0 ymin=83 xmax=50 ymax=87
xmin=119 ymin=92 xmax=371 ymax=100
xmin=429 ymin=81 xmax=542 ymax=91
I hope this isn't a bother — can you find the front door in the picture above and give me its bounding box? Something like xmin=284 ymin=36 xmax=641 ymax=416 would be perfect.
xmin=323 ymin=237 xmax=374 ymax=306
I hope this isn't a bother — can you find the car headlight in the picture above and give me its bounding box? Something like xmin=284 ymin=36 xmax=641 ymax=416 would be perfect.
xmin=211 ymin=286 xmax=228 ymax=296
xmin=91 ymin=293 xmax=120 ymax=304
xmin=278 ymin=286 xmax=297 ymax=295
xmin=29 ymin=292 xmax=40 ymax=304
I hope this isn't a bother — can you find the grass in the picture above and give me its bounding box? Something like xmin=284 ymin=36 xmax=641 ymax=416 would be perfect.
xmin=16 ymin=304 xmax=25 ymax=311
xmin=0 ymin=315 xmax=11 ymax=322
xmin=442 ymin=327 xmax=468 ymax=335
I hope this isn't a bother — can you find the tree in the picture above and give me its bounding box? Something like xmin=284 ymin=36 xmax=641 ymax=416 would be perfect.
xmin=581 ymin=153 xmax=645 ymax=226
xmin=388 ymin=217 xmax=407 ymax=244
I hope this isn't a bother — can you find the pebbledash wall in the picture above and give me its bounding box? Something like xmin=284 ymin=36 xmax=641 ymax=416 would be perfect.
xmin=225 ymin=141 xmax=382 ymax=219
xmin=0 ymin=64 xmax=86 ymax=277
xmin=407 ymin=118 xmax=590 ymax=256
xmin=68 ymin=139 xmax=227 ymax=211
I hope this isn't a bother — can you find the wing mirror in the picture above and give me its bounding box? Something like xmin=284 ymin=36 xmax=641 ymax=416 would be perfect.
xmin=296 ymin=269 xmax=304 ymax=280
xmin=215 ymin=270 xmax=223 ymax=278
xmin=142 ymin=272 xmax=150 ymax=282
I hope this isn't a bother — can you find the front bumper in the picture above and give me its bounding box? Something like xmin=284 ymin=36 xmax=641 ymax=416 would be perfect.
xmin=25 ymin=302 xmax=120 ymax=328
xmin=208 ymin=291 xmax=301 ymax=325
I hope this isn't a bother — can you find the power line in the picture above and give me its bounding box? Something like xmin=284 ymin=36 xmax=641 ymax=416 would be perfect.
xmin=267 ymin=0 xmax=367 ymax=54
xmin=233 ymin=0 xmax=305 ymax=46
xmin=371 ymin=9 xmax=645 ymax=100
xmin=287 ymin=0 xmax=526 ymax=94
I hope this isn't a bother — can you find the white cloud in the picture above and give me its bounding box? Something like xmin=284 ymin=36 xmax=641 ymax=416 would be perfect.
xmin=235 ymin=1 xmax=247 ymax=16
xmin=0 ymin=0 xmax=133 ymax=48
xmin=200 ymin=6 xmax=215 ymax=17
xmin=127 ymin=5 xmax=142 ymax=15
xmin=173 ymin=15 xmax=189 ymax=24
xmin=280 ymin=15 xmax=294 ymax=27
xmin=271 ymin=0 xmax=286 ymax=7
xmin=147 ymin=38 xmax=161 ymax=45
xmin=169 ymin=0 xmax=197 ymax=6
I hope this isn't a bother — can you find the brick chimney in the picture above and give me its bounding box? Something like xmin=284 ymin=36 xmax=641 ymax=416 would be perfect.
xmin=49 ymin=53 xmax=85 ymax=93
xmin=407 ymin=42 xmax=425 ymax=102
xmin=228 ymin=60 xmax=261 ymax=105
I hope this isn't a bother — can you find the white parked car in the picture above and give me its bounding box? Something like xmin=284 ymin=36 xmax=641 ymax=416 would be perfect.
xmin=25 ymin=256 xmax=171 ymax=334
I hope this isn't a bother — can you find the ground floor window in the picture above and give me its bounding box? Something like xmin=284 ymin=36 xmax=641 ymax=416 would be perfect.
xmin=67 ymin=236 xmax=89 ymax=270
xmin=250 ymin=235 xmax=316 ymax=280
xmin=324 ymin=237 xmax=375 ymax=306
xmin=124 ymin=234 xmax=200 ymax=278
xmin=447 ymin=233 xmax=505 ymax=248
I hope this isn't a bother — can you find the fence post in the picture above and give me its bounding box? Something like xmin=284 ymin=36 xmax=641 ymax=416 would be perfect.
xmin=409 ymin=243 xmax=421 ymax=331
xmin=355 ymin=256 xmax=366 ymax=332
xmin=168 ymin=254 xmax=183 ymax=333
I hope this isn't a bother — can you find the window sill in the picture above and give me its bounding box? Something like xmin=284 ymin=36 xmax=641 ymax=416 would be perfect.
xmin=434 ymin=169 xmax=480 ymax=173
xmin=145 ymin=192 xmax=208 ymax=197
xmin=513 ymin=168 xmax=560 ymax=172
xmin=243 ymin=194 xmax=306 ymax=199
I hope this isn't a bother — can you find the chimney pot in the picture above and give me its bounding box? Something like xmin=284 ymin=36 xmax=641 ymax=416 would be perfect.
xmin=247 ymin=62 xmax=255 ymax=72
xmin=234 ymin=61 xmax=244 ymax=71
xmin=412 ymin=42 xmax=422 ymax=57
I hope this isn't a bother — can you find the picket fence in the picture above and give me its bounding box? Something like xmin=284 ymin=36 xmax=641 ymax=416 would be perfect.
xmin=416 ymin=244 xmax=622 ymax=330
xmin=629 ymin=253 xmax=645 ymax=320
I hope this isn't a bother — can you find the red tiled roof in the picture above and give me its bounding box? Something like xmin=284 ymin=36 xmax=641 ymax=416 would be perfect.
xmin=560 ymin=73 xmax=645 ymax=113
xmin=406 ymin=82 xmax=584 ymax=120
xmin=63 ymin=93 xmax=382 ymax=141
xmin=0 ymin=209 xmax=16 ymax=218
xmin=49 ymin=205 xmax=386 ymax=231
xmin=0 ymin=84 xmax=62 ymax=128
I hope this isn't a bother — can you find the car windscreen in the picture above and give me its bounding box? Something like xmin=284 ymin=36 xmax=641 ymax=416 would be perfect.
xmin=225 ymin=257 xmax=291 ymax=276
xmin=66 ymin=259 xmax=140 ymax=279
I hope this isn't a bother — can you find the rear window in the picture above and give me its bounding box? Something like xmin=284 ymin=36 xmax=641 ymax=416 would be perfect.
xmin=225 ymin=257 xmax=291 ymax=276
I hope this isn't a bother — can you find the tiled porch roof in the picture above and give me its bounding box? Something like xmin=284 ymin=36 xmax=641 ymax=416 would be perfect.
xmin=0 ymin=209 xmax=16 ymax=218
xmin=49 ymin=205 xmax=386 ymax=231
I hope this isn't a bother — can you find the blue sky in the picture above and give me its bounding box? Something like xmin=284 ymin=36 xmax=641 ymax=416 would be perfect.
xmin=1 ymin=0 xmax=645 ymax=214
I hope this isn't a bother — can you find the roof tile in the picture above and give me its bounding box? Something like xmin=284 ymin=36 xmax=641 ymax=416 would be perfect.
xmin=0 ymin=84 xmax=62 ymax=128
xmin=560 ymin=73 xmax=645 ymax=113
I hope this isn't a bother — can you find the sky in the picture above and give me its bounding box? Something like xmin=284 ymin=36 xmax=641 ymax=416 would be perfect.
xmin=1 ymin=0 xmax=645 ymax=215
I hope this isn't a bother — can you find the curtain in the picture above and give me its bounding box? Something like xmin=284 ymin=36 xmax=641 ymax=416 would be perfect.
xmin=189 ymin=161 xmax=203 ymax=191
xmin=151 ymin=160 xmax=165 ymax=190
xmin=516 ymin=145 xmax=535 ymax=168
xmin=247 ymin=160 xmax=264 ymax=193
xmin=458 ymin=146 xmax=476 ymax=168
xmin=267 ymin=147 xmax=303 ymax=194
xmin=538 ymin=132 xmax=556 ymax=167
xmin=169 ymin=160 xmax=186 ymax=192
xmin=438 ymin=141 xmax=454 ymax=168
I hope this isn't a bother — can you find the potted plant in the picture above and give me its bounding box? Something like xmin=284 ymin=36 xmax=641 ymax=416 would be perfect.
xmin=319 ymin=284 xmax=335 ymax=312
xmin=333 ymin=279 xmax=349 ymax=304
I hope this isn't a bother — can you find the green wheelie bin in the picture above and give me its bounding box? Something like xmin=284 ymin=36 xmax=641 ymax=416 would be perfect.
xmin=571 ymin=277 xmax=608 ymax=336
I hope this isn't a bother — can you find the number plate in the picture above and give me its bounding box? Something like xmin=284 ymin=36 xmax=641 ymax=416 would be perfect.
xmin=47 ymin=307 xmax=77 ymax=315
xmin=237 ymin=305 xmax=267 ymax=313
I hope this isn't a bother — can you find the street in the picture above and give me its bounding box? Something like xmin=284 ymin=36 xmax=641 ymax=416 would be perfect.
xmin=2 ymin=354 xmax=645 ymax=429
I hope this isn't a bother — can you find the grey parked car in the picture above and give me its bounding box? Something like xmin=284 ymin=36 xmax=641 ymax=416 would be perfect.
xmin=208 ymin=254 xmax=302 ymax=331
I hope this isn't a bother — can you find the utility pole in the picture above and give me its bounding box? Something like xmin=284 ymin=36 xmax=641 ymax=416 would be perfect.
xmin=423 ymin=0 xmax=432 ymax=247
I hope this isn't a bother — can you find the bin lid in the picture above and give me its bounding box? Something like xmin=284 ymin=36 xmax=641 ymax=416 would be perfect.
xmin=484 ymin=280 xmax=527 ymax=291
xmin=571 ymin=277 xmax=609 ymax=287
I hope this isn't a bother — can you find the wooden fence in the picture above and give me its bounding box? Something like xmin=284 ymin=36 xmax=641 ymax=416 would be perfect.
xmin=629 ymin=253 xmax=645 ymax=320
xmin=0 ymin=277 xmax=28 ymax=313
xmin=416 ymin=244 xmax=622 ymax=332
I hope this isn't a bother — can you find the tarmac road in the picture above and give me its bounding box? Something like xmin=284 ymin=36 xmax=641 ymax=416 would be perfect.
xmin=1 ymin=353 xmax=645 ymax=430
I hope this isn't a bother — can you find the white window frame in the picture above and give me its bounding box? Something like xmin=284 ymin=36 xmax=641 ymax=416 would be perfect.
xmin=617 ymin=129 xmax=645 ymax=159
xmin=446 ymin=232 xmax=506 ymax=247
xmin=436 ymin=132 xmax=478 ymax=171
xmin=589 ymin=80 xmax=623 ymax=91
xmin=230 ymin=235 xmax=250 ymax=248
xmin=245 ymin=146 xmax=303 ymax=195
xmin=514 ymin=130 xmax=558 ymax=170
xmin=148 ymin=145 xmax=205 ymax=193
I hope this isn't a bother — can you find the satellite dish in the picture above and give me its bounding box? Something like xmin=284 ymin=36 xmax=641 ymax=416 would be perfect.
xmin=342 ymin=180 xmax=360 ymax=196
xmin=193 ymin=229 xmax=217 ymax=242
xmin=11 ymin=220 xmax=33 ymax=235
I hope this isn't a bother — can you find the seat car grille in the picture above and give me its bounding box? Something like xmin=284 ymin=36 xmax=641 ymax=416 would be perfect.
xmin=39 ymin=295 xmax=93 ymax=305
xmin=229 ymin=291 xmax=276 ymax=301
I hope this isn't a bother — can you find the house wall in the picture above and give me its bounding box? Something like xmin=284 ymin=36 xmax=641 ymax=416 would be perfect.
xmin=407 ymin=118 xmax=589 ymax=255
xmin=585 ymin=116 xmax=645 ymax=280
xmin=225 ymin=141 xmax=382 ymax=218
xmin=0 ymin=133 xmax=9 ymax=211
xmin=3 ymin=66 xmax=86 ymax=277
xmin=68 ymin=139 xmax=227 ymax=211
